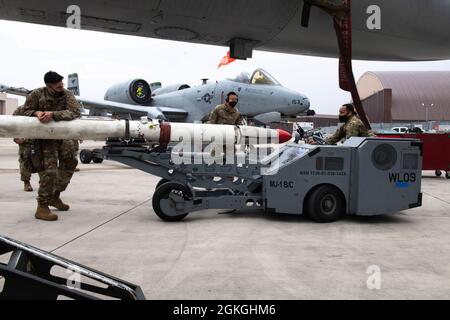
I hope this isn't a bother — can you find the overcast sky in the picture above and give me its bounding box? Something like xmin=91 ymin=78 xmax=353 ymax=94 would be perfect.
xmin=1 ymin=19 xmax=450 ymax=115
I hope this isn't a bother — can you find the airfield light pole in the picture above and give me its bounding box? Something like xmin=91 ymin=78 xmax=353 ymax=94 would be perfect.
xmin=421 ymin=103 xmax=435 ymax=131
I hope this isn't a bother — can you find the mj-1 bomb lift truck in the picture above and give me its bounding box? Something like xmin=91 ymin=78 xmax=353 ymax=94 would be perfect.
xmin=103 ymin=137 xmax=422 ymax=223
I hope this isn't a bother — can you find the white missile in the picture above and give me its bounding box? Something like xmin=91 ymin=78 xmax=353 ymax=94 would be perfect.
xmin=0 ymin=116 xmax=292 ymax=145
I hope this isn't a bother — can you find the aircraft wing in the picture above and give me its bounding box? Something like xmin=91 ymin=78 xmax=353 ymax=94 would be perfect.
xmin=0 ymin=83 xmax=188 ymax=121
xmin=78 ymin=98 xmax=148 ymax=117
xmin=0 ymin=84 xmax=30 ymax=97
xmin=1 ymin=1 xmax=450 ymax=60
xmin=77 ymin=98 xmax=188 ymax=121
xmin=156 ymin=106 xmax=189 ymax=121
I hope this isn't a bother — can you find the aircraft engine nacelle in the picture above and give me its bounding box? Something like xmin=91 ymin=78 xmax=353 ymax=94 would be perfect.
xmin=152 ymin=83 xmax=191 ymax=96
xmin=104 ymin=79 xmax=152 ymax=105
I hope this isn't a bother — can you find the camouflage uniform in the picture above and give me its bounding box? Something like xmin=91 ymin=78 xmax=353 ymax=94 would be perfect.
xmin=13 ymin=106 xmax=33 ymax=182
xmin=72 ymin=140 xmax=80 ymax=172
xmin=18 ymin=141 xmax=33 ymax=182
xmin=73 ymin=140 xmax=80 ymax=154
xmin=207 ymin=104 xmax=244 ymax=125
xmin=326 ymin=114 xmax=369 ymax=144
xmin=21 ymin=87 xmax=81 ymax=205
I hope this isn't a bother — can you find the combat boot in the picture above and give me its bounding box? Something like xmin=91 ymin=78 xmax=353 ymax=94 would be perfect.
xmin=35 ymin=204 xmax=58 ymax=221
xmin=49 ymin=192 xmax=70 ymax=211
xmin=23 ymin=181 xmax=33 ymax=192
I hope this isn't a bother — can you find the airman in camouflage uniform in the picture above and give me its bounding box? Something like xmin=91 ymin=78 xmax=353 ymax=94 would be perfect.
xmin=21 ymin=71 xmax=81 ymax=221
xmin=326 ymin=103 xmax=369 ymax=144
xmin=13 ymin=106 xmax=34 ymax=192
xmin=73 ymin=140 xmax=81 ymax=172
xmin=207 ymin=92 xmax=244 ymax=125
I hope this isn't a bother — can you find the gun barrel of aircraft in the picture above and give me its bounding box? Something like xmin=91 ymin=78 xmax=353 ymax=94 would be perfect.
xmin=0 ymin=116 xmax=292 ymax=144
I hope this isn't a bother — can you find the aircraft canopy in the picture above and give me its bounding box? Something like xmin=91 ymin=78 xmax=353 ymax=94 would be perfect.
xmin=229 ymin=69 xmax=281 ymax=86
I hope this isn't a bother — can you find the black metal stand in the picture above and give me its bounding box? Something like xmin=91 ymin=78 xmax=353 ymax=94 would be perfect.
xmin=0 ymin=236 xmax=146 ymax=300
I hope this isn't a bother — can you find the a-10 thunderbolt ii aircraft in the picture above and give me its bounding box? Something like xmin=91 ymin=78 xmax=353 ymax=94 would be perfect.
xmin=0 ymin=69 xmax=311 ymax=124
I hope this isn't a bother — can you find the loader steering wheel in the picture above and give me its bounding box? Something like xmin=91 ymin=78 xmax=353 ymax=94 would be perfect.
xmin=312 ymin=135 xmax=327 ymax=145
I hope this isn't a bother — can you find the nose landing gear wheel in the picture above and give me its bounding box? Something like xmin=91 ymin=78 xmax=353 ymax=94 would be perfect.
xmin=152 ymin=182 xmax=192 ymax=222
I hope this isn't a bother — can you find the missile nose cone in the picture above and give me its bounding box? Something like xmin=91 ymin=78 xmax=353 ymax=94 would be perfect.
xmin=276 ymin=129 xmax=292 ymax=143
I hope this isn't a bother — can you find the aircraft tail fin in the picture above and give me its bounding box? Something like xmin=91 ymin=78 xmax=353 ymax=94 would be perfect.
xmin=68 ymin=73 xmax=80 ymax=96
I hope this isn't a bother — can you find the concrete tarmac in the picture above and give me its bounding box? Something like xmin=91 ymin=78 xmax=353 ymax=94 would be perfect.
xmin=0 ymin=138 xmax=449 ymax=299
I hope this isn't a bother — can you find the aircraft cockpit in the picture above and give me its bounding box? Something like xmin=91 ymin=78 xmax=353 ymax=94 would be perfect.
xmin=229 ymin=69 xmax=281 ymax=86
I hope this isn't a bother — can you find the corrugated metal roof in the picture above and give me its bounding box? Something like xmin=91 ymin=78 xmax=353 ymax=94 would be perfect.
xmin=359 ymin=71 xmax=450 ymax=121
